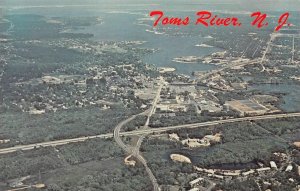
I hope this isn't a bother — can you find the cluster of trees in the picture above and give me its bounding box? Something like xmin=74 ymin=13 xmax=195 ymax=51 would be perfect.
xmin=215 ymin=122 xmax=269 ymax=143
xmin=52 ymin=141 xmax=152 ymax=191
xmin=186 ymin=121 xmax=289 ymax=167
xmin=141 ymin=137 xmax=196 ymax=189
xmin=144 ymin=120 xmax=290 ymax=168
xmin=214 ymin=179 xmax=260 ymax=191
xmin=1 ymin=138 xmax=123 ymax=180
xmin=0 ymin=148 xmax=64 ymax=180
xmin=214 ymin=170 xmax=300 ymax=191
xmin=256 ymin=117 xmax=300 ymax=137
xmin=46 ymin=165 xmax=151 ymax=191
xmin=140 ymin=120 xmax=298 ymax=190
xmin=144 ymin=152 xmax=195 ymax=189
xmin=0 ymin=138 xmax=152 ymax=191
xmin=268 ymin=171 xmax=300 ymax=191
xmin=122 ymin=115 xmax=147 ymax=132
xmin=58 ymin=138 xmax=123 ymax=165
xmin=0 ymin=107 xmax=135 ymax=148
xmin=141 ymin=137 xmax=181 ymax=152
xmin=190 ymin=137 xmax=287 ymax=167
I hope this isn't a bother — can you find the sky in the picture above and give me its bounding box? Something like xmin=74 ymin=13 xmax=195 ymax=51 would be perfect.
xmin=0 ymin=0 xmax=299 ymax=11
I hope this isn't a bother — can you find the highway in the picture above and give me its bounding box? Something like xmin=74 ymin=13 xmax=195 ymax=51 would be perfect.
xmin=113 ymin=110 xmax=160 ymax=191
xmin=113 ymin=113 xmax=142 ymax=153
xmin=134 ymin=76 xmax=164 ymax=155
xmin=259 ymin=32 xmax=278 ymax=72
xmin=1 ymin=112 xmax=300 ymax=155
xmin=113 ymin=77 xmax=164 ymax=191
xmin=0 ymin=133 xmax=114 ymax=154
xmin=130 ymin=77 xmax=164 ymax=191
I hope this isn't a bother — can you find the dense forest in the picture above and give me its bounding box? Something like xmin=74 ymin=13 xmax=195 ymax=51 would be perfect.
xmin=0 ymin=138 xmax=151 ymax=191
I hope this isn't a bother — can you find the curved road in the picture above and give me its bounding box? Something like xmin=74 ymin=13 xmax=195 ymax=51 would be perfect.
xmin=113 ymin=110 xmax=160 ymax=191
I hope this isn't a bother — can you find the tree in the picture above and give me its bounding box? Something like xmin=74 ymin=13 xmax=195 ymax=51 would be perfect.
xmin=47 ymin=183 xmax=62 ymax=191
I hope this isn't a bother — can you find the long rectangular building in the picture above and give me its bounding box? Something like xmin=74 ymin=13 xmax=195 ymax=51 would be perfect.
xmin=225 ymin=99 xmax=269 ymax=116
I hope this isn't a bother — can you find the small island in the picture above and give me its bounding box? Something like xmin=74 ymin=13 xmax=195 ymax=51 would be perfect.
xmin=172 ymin=56 xmax=203 ymax=63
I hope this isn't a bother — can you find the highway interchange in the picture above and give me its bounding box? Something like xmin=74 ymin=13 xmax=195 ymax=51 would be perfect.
xmin=1 ymin=112 xmax=300 ymax=155
xmin=1 ymin=108 xmax=300 ymax=191
xmin=114 ymin=77 xmax=164 ymax=191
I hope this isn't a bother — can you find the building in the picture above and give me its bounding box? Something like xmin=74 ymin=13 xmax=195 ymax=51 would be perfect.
xmin=256 ymin=167 xmax=271 ymax=172
xmin=134 ymin=88 xmax=156 ymax=100
xmin=42 ymin=76 xmax=61 ymax=85
xmin=270 ymin=161 xmax=278 ymax=170
xmin=285 ymin=164 xmax=293 ymax=172
xmin=293 ymin=142 xmax=300 ymax=148
xmin=196 ymin=99 xmax=222 ymax=113
xmin=169 ymin=133 xmax=180 ymax=141
xmin=225 ymin=99 xmax=269 ymax=116
xmin=170 ymin=154 xmax=191 ymax=163
xmin=156 ymin=104 xmax=187 ymax=112
xmin=189 ymin=177 xmax=204 ymax=187
xmin=0 ymin=139 xmax=10 ymax=144
xmin=242 ymin=169 xmax=255 ymax=176
xmin=231 ymin=82 xmax=247 ymax=90
xmin=188 ymin=188 xmax=200 ymax=191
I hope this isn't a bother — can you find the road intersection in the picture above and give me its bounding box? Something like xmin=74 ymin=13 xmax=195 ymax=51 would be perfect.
xmin=1 ymin=112 xmax=299 ymax=155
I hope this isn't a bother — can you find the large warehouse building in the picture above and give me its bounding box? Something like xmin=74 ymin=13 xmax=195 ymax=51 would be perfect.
xmin=225 ymin=99 xmax=269 ymax=116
